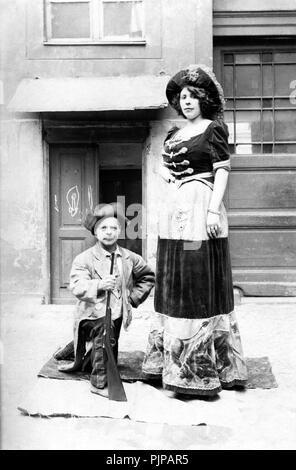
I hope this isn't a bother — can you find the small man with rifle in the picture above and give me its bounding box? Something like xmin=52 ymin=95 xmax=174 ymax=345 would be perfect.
xmin=56 ymin=202 xmax=155 ymax=400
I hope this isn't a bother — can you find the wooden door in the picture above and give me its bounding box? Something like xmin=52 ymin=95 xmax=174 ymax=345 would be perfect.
xmin=49 ymin=141 xmax=143 ymax=303
xmin=50 ymin=145 xmax=97 ymax=303
xmin=214 ymin=40 xmax=296 ymax=296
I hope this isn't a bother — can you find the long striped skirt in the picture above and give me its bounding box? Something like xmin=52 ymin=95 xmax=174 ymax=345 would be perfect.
xmin=142 ymin=176 xmax=248 ymax=396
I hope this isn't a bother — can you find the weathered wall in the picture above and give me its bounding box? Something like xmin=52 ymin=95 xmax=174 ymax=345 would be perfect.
xmin=0 ymin=118 xmax=46 ymax=298
xmin=0 ymin=2 xmax=44 ymax=299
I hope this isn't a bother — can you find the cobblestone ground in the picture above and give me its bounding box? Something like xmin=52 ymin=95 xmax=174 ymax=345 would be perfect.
xmin=1 ymin=296 xmax=296 ymax=450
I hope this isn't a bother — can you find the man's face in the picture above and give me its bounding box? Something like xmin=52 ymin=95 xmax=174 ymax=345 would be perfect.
xmin=94 ymin=216 xmax=121 ymax=247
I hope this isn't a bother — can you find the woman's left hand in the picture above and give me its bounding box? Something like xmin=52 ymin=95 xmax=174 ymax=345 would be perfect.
xmin=206 ymin=212 xmax=221 ymax=238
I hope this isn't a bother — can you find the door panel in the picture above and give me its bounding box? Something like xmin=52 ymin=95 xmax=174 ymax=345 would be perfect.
xmin=230 ymin=230 xmax=296 ymax=268
xmin=50 ymin=145 xmax=96 ymax=303
xmin=228 ymin=170 xmax=296 ymax=209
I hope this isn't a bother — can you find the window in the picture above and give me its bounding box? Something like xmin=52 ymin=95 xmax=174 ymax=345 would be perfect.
xmin=44 ymin=0 xmax=145 ymax=43
xmin=223 ymin=51 xmax=296 ymax=154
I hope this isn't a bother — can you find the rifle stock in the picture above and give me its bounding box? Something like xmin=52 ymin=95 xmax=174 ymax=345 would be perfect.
xmin=104 ymin=252 xmax=127 ymax=402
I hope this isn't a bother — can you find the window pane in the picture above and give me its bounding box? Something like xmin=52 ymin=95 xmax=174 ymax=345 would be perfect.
xmin=225 ymin=99 xmax=234 ymax=109
xmin=224 ymin=54 xmax=234 ymax=64
xmin=262 ymin=98 xmax=272 ymax=108
xmin=236 ymin=65 xmax=261 ymax=96
xmin=274 ymin=52 xmax=296 ymax=63
xmin=224 ymin=111 xmax=234 ymax=143
xmin=275 ymin=110 xmax=296 ymax=141
xmin=262 ymin=110 xmax=273 ymax=142
xmin=263 ymin=144 xmax=273 ymax=153
xmin=103 ymin=1 xmax=143 ymax=39
xmin=274 ymin=64 xmax=296 ymax=95
xmin=235 ymin=99 xmax=261 ymax=109
xmin=262 ymin=65 xmax=273 ymax=96
xmin=274 ymin=144 xmax=296 ymax=153
xmin=223 ymin=66 xmax=233 ymax=97
xmin=236 ymin=144 xmax=261 ymax=154
xmin=235 ymin=54 xmax=260 ymax=64
xmin=51 ymin=2 xmax=90 ymax=38
xmin=274 ymin=98 xmax=294 ymax=108
xmin=236 ymin=111 xmax=261 ymax=143
xmin=262 ymin=53 xmax=273 ymax=63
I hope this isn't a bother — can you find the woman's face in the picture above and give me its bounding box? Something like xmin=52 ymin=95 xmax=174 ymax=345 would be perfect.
xmin=179 ymin=87 xmax=201 ymax=120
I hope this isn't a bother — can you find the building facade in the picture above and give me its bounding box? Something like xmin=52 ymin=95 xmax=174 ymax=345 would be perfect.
xmin=1 ymin=0 xmax=296 ymax=303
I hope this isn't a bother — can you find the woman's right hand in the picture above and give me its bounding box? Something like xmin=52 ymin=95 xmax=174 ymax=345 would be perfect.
xmin=159 ymin=165 xmax=175 ymax=183
xmin=206 ymin=212 xmax=221 ymax=238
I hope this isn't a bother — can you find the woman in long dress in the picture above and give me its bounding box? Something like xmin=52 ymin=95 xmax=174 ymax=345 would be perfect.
xmin=142 ymin=64 xmax=248 ymax=396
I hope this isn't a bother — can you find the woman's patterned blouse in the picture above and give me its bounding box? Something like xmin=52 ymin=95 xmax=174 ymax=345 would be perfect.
xmin=162 ymin=120 xmax=231 ymax=180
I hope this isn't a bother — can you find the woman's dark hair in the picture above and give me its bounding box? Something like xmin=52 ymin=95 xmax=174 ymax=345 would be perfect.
xmin=171 ymin=86 xmax=222 ymax=120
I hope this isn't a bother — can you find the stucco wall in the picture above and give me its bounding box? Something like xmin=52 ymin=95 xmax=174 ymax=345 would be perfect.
xmin=0 ymin=117 xmax=46 ymax=298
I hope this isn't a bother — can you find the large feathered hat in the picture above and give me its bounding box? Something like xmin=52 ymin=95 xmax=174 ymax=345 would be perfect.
xmin=166 ymin=64 xmax=225 ymax=118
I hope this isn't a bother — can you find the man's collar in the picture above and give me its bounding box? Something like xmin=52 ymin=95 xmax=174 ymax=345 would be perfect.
xmin=94 ymin=242 xmax=122 ymax=259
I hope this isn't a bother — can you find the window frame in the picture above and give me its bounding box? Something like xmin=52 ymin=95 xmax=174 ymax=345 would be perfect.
xmin=44 ymin=0 xmax=146 ymax=45
xmin=214 ymin=39 xmax=296 ymax=157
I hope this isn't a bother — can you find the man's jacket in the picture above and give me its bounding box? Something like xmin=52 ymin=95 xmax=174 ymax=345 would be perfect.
xmin=66 ymin=243 xmax=155 ymax=370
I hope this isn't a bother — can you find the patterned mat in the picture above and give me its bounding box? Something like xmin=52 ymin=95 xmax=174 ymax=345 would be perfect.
xmin=38 ymin=351 xmax=277 ymax=389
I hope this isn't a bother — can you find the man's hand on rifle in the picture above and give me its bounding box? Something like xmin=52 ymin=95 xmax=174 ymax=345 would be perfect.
xmin=99 ymin=275 xmax=118 ymax=291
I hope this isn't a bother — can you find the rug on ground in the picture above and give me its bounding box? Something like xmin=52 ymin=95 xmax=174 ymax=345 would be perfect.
xmin=38 ymin=350 xmax=277 ymax=390
xmin=17 ymin=352 xmax=277 ymax=426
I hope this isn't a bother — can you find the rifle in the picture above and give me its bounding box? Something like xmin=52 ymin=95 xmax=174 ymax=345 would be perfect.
xmin=103 ymin=252 xmax=127 ymax=402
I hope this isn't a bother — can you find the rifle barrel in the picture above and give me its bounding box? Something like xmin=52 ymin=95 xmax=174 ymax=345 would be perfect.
xmin=104 ymin=252 xmax=127 ymax=402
